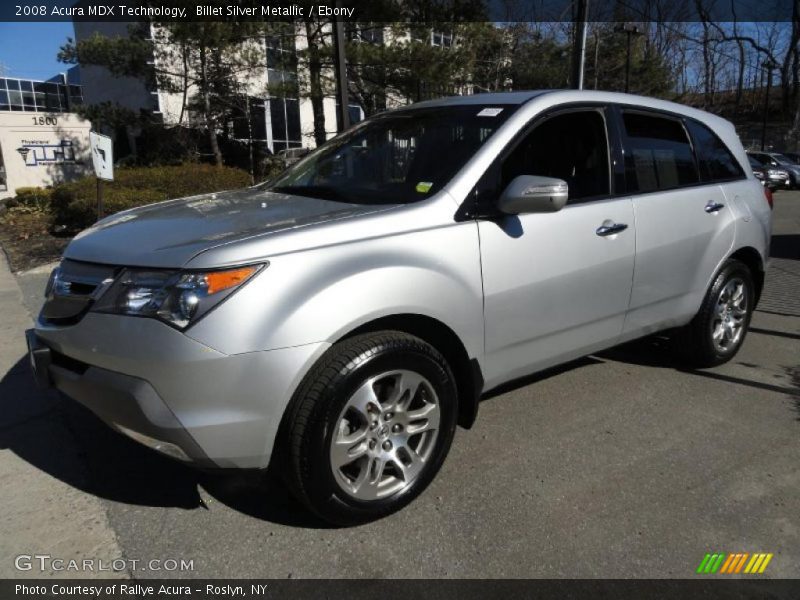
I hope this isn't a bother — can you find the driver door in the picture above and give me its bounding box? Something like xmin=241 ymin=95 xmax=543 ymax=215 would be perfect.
xmin=477 ymin=107 xmax=636 ymax=388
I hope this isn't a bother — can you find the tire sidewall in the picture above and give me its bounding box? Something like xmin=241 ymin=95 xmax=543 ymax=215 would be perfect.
xmin=303 ymin=338 xmax=457 ymax=522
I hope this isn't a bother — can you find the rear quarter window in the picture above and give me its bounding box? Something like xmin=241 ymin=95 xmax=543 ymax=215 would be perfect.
xmin=685 ymin=119 xmax=745 ymax=182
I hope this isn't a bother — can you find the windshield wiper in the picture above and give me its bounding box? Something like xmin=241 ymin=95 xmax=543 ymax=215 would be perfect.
xmin=271 ymin=185 xmax=350 ymax=202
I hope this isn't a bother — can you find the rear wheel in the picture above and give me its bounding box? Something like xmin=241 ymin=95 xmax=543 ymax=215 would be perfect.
xmin=674 ymin=259 xmax=755 ymax=368
xmin=281 ymin=331 xmax=458 ymax=525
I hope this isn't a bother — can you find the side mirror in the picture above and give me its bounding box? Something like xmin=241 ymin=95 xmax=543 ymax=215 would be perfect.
xmin=497 ymin=175 xmax=569 ymax=215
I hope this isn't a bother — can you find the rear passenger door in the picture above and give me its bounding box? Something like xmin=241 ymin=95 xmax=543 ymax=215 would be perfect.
xmin=617 ymin=108 xmax=736 ymax=339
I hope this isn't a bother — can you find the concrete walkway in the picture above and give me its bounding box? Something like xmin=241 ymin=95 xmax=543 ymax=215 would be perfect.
xmin=0 ymin=250 xmax=124 ymax=579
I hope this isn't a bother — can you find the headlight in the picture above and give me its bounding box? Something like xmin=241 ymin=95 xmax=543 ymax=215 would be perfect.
xmin=92 ymin=264 xmax=264 ymax=329
xmin=768 ymin=170 xmax=783 ymax=177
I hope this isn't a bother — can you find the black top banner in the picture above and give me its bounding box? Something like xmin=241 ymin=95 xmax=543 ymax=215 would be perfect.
xmin=1 ymin=0 xmax=796 ymax=23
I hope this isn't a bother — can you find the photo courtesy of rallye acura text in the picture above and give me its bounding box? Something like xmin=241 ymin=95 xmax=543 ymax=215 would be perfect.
xmin=27 ymin=90 xmax=771 ymax=525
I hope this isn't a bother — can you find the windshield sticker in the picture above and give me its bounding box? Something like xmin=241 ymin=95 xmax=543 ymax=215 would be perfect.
xmin=477 ymin=107 xmax=503 ymax=117
xmin=416 ymin=181 xmax=434 ymax=194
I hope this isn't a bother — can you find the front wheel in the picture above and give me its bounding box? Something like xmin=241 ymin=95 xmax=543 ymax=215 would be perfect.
xmin=674 ymin=259 xmax=755 ymax=368
xmin=281 ymin=331 xmax=458 ymax=525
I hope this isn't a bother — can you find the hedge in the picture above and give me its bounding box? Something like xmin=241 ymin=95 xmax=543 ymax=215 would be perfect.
xmin=8 ymin=187 xmax=53 ymax=211
xmin=49 ymin=164 xmax=250 ymax=231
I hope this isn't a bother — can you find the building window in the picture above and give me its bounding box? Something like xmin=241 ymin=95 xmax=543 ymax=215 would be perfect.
xmin=265 ymin=23 xmax=301 ymax=152
xmin=411 ymin=28 xmax=453 ymax=47
xmin=269 ymin=97 xmax=301 ymax=152
xmin=2 ymin=79 xmax=23 ymax=111
xmin=0 ymin=77 xmax=82 ymax=112
xmin=431 ymin=31 xmax=453 ymax=47
xmin=265 ymin=23 xmax=298 ymax=92
xmin=68 ymin=84 xmax=83 ymax=107
xmin=231 ymin=96 xmax=268 ymax=142
xmin=335 ymin=101 xmax=365 ymax=132
xmin=348 ymin=23 xmax=384 ymax=45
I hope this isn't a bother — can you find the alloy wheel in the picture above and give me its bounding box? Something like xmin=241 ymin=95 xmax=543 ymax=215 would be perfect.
xmin=711 ymin=277 xmax=748 ymax=352
xmin=329 ymin=370 xmax=440 ymax=501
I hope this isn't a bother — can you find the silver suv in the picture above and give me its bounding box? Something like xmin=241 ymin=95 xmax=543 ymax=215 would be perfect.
xmin=27 ymin=91 xmax=771 ymax=524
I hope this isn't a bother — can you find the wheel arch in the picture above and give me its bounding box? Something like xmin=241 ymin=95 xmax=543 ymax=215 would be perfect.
xmin=729 ymin=246 xmax=765 ymax=304
xmin=342 ymin=314 xmax=483 ymax=429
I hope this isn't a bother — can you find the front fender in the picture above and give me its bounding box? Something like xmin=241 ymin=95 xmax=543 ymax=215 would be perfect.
xmin=186 ymin=223 xmax=484 ymax=362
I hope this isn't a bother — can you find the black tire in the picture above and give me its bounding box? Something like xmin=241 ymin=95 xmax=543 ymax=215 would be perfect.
xmin=280 ymin=331 xmax=458 ymax=526
xmin=674 ymin=259 xmax=755 ymax=368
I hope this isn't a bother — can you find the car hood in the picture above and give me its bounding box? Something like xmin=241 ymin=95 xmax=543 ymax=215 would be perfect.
xmin=64 ymin=187 xmax=400 ymax=268
xmin=776 ymin=162 xmax=800 ymax=173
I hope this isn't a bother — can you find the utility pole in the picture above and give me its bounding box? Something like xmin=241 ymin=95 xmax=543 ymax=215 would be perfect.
xmin=614 ymin=23 xmax=642 ymax=94
xmin=571 ymin=0 xmax=589 ymax=90
xmin=332 ymin=0 xmax=350 ymax=132
xmin=761 ymin=60 xmax=778 ymax=151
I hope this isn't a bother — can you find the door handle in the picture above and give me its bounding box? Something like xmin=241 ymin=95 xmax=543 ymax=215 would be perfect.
xmin=705 ymin=201 xmax=725 ymax=213
xmin=596 ymin=222 xmax=628 ymax=237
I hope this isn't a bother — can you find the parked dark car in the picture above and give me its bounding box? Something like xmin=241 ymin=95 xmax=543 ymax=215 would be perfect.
xmin=780 ymin=151 xmax=800 ymax=163
xmin=748 ymin=151 xmax=800 ymax=188
xmin=749 ymin=156 xmax=770 ymax=186
xmin=748 ymin=153 xmax=791 ymax=190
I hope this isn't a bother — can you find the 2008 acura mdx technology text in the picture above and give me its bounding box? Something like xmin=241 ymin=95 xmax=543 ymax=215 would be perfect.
xmin=27 ymin=91 xmax=772 ymax=525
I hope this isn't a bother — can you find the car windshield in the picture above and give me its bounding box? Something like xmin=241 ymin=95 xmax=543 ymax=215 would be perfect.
xmin=265 ymin=104 xmax=517 ymax=204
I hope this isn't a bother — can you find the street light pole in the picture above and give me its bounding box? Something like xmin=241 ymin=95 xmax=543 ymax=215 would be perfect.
xmin=571 ymin=0 xmax=590 ymax=90
xmin=614 ymin=24 xmax=642 ymax=94
xmin=761 ymin=60 xmax=778 ymax=151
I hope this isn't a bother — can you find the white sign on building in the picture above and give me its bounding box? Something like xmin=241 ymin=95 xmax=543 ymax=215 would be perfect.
xmin=0 ymin=112 xmax=91 ymax=200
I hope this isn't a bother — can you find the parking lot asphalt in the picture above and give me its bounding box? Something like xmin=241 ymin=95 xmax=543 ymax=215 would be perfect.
xmin=3 ymin=192 xmax=799 ymax=579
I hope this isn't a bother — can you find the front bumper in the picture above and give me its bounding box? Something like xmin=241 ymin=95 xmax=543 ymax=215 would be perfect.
xmin=32 ymin=314 xmax=328 ymax=469
xmin=766 ymin=175 xmax=790 ymax=188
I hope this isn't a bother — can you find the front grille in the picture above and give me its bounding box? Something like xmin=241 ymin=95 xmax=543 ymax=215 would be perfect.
xmin=40 ymin=259 xmax=119 ymax=325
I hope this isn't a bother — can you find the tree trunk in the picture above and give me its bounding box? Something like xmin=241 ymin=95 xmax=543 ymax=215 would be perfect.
xmin=305 ymin=20 xmax=327 ymax=147
xmin=734 ymin=40 xmax=745 ymax=115
xmin=199 ymin=44 xmax=223 ymax=167
xmin=701 ymin=26 xmax=713 ymax=107
xmin=178 ymin=41 xmax=189 ymax=126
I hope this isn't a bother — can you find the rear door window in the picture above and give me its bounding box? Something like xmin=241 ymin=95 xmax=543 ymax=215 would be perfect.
xmin=621 ymin=111 xmax=699 ymax=193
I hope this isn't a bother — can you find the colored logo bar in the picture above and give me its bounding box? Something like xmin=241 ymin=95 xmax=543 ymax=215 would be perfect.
xmin=696 ymin=553 xmax=773 ymax=574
